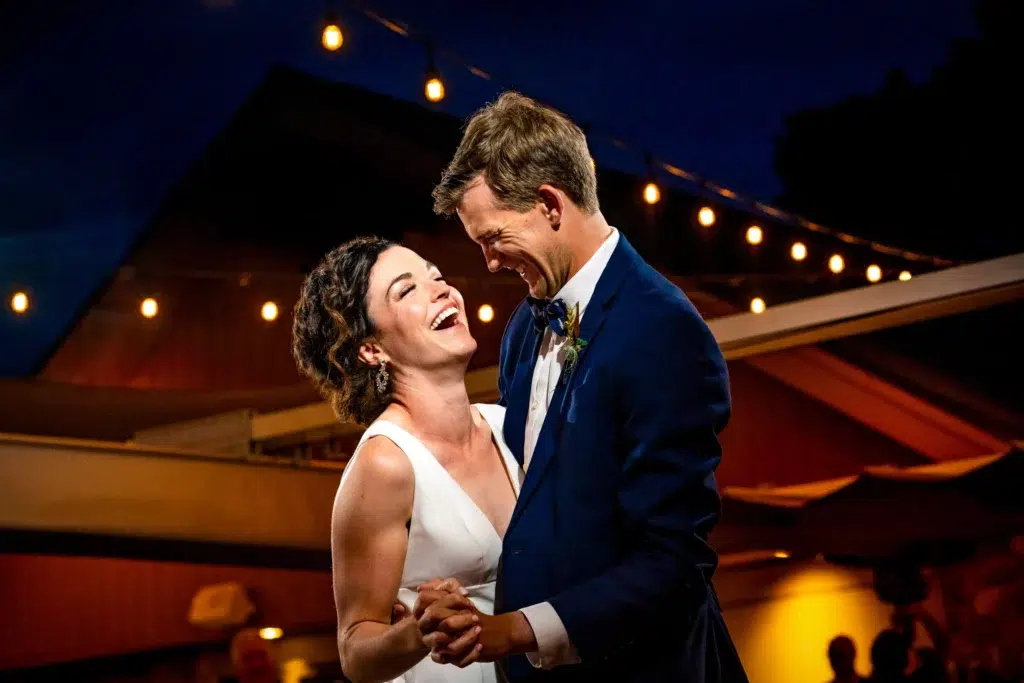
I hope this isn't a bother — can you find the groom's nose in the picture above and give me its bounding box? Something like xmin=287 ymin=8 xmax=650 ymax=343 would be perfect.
xmin=482 ymin=244 xmax=502 ymax=273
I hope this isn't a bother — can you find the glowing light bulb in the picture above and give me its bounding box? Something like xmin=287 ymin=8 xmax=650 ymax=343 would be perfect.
xmin=425 ymin=77 xmax=445 ymax=102
xmin=745 ymin=226 xmax=763 ymax=245
xmin=140 ymin=297 xmax=158 ymax=319
xmin=750 ymin=297 xmax=766 ymax=314
xmin=642 ymin=182 xmax=660 ymax=205
xmin=10 ymin=291 xmax=29 ymax=314
xmin=259 ymin=627 xmax=283 ymax=640
xmin=697 ymin=206 xmax=716 ymax=227
xmin=828 ymin=254 xmax=845 ymax=274
xmin=898 ymin=270 xmax=912 ymax=281
xmin=322 ymin=23 xmax=343 ymax=51
xmin=790 ymin=242 xmax=807 ymax=261
xmin=477 ymin=304 xmax=494 ymax=323
xmin=866 ymin=265 xmax=882 ymax=283
xmin=774 ymin=550 xmax=791 ymax=559
xmin=261 ymin=301 xmax=279 ymax=322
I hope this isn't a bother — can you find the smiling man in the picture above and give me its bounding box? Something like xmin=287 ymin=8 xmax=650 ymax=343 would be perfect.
xmin=422 ymin=91 xmax=749 ymax=683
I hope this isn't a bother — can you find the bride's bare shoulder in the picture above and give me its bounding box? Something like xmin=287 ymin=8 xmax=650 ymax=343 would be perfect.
xmin=344 ymin=434 xmax=413 ymax=490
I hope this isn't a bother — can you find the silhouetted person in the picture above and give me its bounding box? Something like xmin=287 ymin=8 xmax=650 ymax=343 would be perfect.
xmin=869 ymin=629 xmax=911 ymax=683
xmin=828 ymin=635 xmax=862 ymax=683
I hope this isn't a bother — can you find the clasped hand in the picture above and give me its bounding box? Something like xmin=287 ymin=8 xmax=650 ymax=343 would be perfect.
xmin=410 ymin=577 xmax=508 ymax=668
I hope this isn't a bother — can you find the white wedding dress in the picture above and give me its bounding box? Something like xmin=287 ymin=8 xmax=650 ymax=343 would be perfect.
xmin=341 ymin=403 xmax=520 ymax=683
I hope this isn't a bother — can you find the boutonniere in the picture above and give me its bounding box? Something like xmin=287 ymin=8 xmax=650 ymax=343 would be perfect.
xmin=561 ymin=302 xmax=588 ymax=383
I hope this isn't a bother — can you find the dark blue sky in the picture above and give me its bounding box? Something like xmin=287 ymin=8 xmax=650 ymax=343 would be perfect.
xmin=0 ymin=0 xmax=976 ymax=375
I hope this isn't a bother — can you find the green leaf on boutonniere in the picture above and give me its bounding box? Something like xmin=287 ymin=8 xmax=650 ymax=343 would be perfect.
xmin=562 ymin=302 xmax=588 ymax=382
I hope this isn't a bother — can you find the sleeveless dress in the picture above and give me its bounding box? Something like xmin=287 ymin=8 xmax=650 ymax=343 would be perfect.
xmin=339 ymin=403 xmax=521 ymax=683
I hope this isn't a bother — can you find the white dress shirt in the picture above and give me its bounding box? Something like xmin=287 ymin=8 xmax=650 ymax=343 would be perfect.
xmin=518 ymin=228 xmax=619 ymax=669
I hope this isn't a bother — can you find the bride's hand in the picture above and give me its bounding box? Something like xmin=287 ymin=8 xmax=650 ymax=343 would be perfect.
xmin=414 ymin=579 xmax=483 ymax=666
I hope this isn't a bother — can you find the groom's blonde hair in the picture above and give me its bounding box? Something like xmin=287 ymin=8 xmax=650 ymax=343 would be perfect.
xmin=432 ymin=91 xmax=599 ymax=217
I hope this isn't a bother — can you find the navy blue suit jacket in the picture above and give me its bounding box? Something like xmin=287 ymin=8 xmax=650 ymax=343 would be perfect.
xmin=497 ymin=234 xmax=747 ymax=682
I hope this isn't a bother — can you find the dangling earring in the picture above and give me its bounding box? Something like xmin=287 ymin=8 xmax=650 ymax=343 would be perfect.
xmin=375 ymin=360 xmax=389 ymax=394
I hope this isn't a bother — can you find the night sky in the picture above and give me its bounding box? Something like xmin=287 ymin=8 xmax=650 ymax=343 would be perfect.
xmin=0 ymin=0 xmax=977 ymax=376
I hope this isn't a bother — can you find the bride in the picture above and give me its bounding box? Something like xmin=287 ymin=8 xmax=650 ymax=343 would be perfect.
xmin=292 ymin=236 xmax=519 ymax=683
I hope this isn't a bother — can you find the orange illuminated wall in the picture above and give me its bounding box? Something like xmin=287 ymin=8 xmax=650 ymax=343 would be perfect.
xmin=0 ymin=554 xmax=335 ymax=671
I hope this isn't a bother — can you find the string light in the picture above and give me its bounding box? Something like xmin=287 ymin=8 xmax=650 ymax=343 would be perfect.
xmin=140 ymin=297 xmax=158 ymax=318
xmin=750 ymin=297 xmax=766 ymax=314
xmin=790 ymin=242 xmax=807 ymax=262
xmin=7 ymin=3 xmax=956 ymax=326
xmin=10 ymin=291 xmax=29 ymax=314
xmin=423 ymin=42 xmax=445 ymax=102
xmin=697 ymin=206 xmax=716 ymax=227
xmin=321 ymin=14 xmax=343 ymax=51
xmin=327 ymin=3 xmax=954 ymax=270
xmin=642 ymin=182 xmax=661 ymax=205
xmin=259 ymin=627 xmax=283 ymax=640
xmin=425 ymin=75 xmax=444 ymax=102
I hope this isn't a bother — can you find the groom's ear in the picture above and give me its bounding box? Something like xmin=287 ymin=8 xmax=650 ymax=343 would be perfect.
xmin=537 ymin=184 xmax=564 ymax=227
xmin=357 ymin=340 xmax=385 ymax=368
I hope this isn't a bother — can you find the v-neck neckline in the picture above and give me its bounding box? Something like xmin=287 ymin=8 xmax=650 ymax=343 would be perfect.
xmin=377 ymin=407 xmax=519 ymax=543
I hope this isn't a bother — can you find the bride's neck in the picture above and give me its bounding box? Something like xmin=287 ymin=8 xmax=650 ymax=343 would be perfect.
xmin=390 ymin=367 xmax=474 ymax=445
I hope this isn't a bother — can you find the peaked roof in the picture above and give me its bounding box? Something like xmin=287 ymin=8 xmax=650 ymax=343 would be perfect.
xmin=34 ymin=65 xmax=815 ymax=391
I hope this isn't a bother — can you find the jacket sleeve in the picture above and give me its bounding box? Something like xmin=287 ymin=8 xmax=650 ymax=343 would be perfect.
xmin=546 ymin=300 xmax=731 ymax=660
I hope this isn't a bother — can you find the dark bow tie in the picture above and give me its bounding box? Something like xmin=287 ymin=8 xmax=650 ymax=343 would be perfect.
xmin=529 ymin=297 xmax=569 ymax=336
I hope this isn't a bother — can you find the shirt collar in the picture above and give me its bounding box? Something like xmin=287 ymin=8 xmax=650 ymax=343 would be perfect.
xmin=553 ymin=228 xmax=619 ymax=317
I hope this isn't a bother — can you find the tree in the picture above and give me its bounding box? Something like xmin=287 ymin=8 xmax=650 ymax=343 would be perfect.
xmin=774 ymin=0 xmax=1019 ymax=262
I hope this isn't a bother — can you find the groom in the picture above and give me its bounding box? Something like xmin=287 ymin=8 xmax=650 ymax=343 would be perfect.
xmin=421 ymin=92 xmax=747 ymax=682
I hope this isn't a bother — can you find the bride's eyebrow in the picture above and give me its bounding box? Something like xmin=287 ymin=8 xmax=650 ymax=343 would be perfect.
xmin=386 ymin=272 xmax=414 ymax=297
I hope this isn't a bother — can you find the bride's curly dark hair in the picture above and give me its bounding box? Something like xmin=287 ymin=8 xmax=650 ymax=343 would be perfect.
xmin=292 ymin=236 xmax=396 ymax=426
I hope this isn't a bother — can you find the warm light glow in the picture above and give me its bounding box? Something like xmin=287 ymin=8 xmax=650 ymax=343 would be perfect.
xmin=477 ymin=304 xmax=495 ymax=323
xmin=774 ymin=550 xmax=791 ymax=559
xmin=140 ymin=297 xmax=158 ymax=318
xmin=697 ymin=206 xmax=716 ymax=227
xmin=898 ymin=270 xmax=912 ymax=281
xmin=425 ymin=77 xmax=445 ymax=102
xmin=261 ymin=301 xmax=279 ymax=322
xmin=259 ymin=626 xmax=283 ymax=640
xmin=736 ymin=563 xmax=894 ymax=683
xmin=750 ymin=297 xmax=766 ymax=314
xmin=321 ymin=24 xmax=343 ymax=51
xmin=642 ymin=182 xmax=661 ymax=205
xmin=745 ymin=225 xmax=763 ymax=245
xmin=828 ymin=254 xmax=845 ymax=274
xmin=790 ymin=242 xmax=807 ymax=261
xmin=10 ymin=291 xmax=28 ymax=314
xmin=866 ymin=264 xmax=882 ymax=282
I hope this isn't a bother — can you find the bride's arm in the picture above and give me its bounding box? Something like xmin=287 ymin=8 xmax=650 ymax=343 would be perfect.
xmin=333 ymin=437 xmax=470 ymax=683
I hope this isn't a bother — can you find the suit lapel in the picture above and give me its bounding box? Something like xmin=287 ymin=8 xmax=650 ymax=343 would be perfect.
xmin=502 ymin=316 xmax=542 ymax=467
xmin=507 ymin=234 xmax=641 ymax=532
